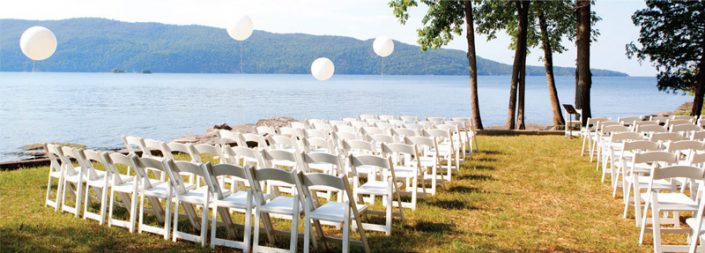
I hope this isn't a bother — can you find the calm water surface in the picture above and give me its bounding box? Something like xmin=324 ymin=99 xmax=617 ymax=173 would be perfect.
xmin=0 ymin=72 xmax=691 ymax=161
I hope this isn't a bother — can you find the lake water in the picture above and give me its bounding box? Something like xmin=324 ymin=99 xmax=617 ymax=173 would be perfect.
xmin=0 ymin=72 xmax=691 ymax=161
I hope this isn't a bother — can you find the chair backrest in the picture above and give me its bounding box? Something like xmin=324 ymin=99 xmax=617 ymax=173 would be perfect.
xmin=378 ymin=115 xmax=397 ymax=121
xmin=633 ymin=151 xmax=677 ymax=165
xmin=279 ymin=127 xmax=305 ymax=140
xmin=618 ymin=116 xmax=642 ymax=126
xmin=400 ymin=115 xmax=418 ymax=123
xmin=333 ymin=131 xmax=362 ymax=142
xmin=381 ymin=143 xmax=419 ymax=167
xmin=360 ymin=114 xmax=377 ymax=121
xmin=300 ymin=152 xmax=344 ymax=174
xmin=671 ymin=115 xmax=694 ymax=121
xmin=256 ymin=126 xmax=277 ymax=136
xmin=312 ymin=122 xmax=334 ymax=132
xmin=635 ymin=124 xmax=666 ymax=134
xmin=650 ymin=132 xmax=687 ymax=143
xmin=217 ymin=130 xmax=240 ymax=146
xmin=342 ymin=139 xmax=375 ymax=156
xmin=601 ymin=125 xmax=630 ymax=135
xmin=392 ymin=128 xmax=418 ymax=138
xmin=60 ymin=146 xmax=84 ymax=175
xmin=334 ymin=125 xmax=358 ymax=135
xmin=650 ymin=165 xmax=704 ymax=181
xmin=261 ymin=149 xmax=299 ymax=170
xmin=667 ymin=119 xmax=693 ymax=127
xmin=122 ymin=135 xmax=146 ymax=156
xmin=248 ymin=167 xmax=298 ymax=204
xmin=670 ymin=124 xmax=702 ymax=133
xmin=693 ymin=131 xmax=705 ymax=141
xmin=226 ymin=146 xmax=263 ymax=167
xmin=203 ymin=163 xmax=250 ymax=199
xmin=133 ymin=157 xmax=169 ymax=188
xmin=80 ymin=149 xmax=106 ymax=180
xmin=690 ymin=152 xmax=705 ymax=166
xmin=240 ymin=133 xmax=268 ymax=149
xmin=404 ymin=136 xmax=437 ymax=153
xmin=361 ymin=126 xmax=385 ymax=136
xmin=303 ymin=137 xmax=334 ymax=153
xmin=45 ymin=143 xmax=65 ymax=173
xmin=610 ymin=132 xmax=643 ymax=143
xmin=295 ymin=172 xmax=354 ymax=213
xmin=142 ymin=138 xmax=166 ymax=158
xmin=649 ymin=115 xmax=670 ymax=123
xmin=585 ymin=117 xmax=610 ymax=130
xmin=622 ymin=141 xmax=660 ymax=154
xmin=367 ymin=134 xmax=395 ymax=145
xmin=329 ymin=120 xmax=348 ymax=127
xmin=193 ymin=143 xmax=222 ymax=163
xmin=165 ymin=142 xmax=198 ymax=162
xmin=666 ymin=140 xmax=705 ymax=153
xmin=165 ymin=160 xmax=207 ymax=194
xmin=267 ymin=134 xmax=299 ymax=151
xmin=349 ymin=154 xmax=394 ymax=178
xmin=290 ymin=121 xmax=308 ymax=129
xmin=105 ymin=152 xmax=134 ymax=184
xmin=305 ymin=129 xmax=330 ymax=139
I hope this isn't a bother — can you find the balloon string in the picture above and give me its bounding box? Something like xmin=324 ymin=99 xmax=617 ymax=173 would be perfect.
xmin=240 ymin=43 xmax=243 ymax=74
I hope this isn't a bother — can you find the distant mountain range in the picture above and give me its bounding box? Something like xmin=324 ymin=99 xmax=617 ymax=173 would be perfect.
xmin=0 ymin=18 xmax=628 ymax=76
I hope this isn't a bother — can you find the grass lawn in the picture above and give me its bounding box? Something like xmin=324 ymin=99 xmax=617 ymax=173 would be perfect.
xmin=0 ymin=136 xmax=662 ymax=252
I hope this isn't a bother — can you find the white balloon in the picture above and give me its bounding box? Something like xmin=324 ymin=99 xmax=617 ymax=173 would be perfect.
xmin=373 ymin=36 xmax=394 ymax=57
xmin=310 ymin=57 xmax=335 ymax=81
xmin=227 ymin=16 xmax=254 ymax=41
xmin=20 ymin=26 xmax=57 ymax=61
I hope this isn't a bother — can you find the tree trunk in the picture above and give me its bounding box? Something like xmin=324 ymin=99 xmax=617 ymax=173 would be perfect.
xmin=465 ymin=1 xmax=484 ymax=130
xmin=692 ymin=50 xmax=705 ymax=118
xmin=507 ymin=1 xmax=530 ymax=129
xmin=575 ymin=0 xmax=592 ymax=125
xmin=537 ymin=1 xmax=566 ymax=128
xmin=516 ymin=1 xmax=530 ymax=130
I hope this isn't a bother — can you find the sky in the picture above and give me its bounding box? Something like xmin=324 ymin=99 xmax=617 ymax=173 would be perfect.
xmin=0 ymin=0 xmax=656 ymax=76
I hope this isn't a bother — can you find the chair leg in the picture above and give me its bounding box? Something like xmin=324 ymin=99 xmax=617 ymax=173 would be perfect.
xmin=108 ymin=189 xmax=116 ymax=228
xmin=304 ymin=213 xmax=311 ymax=253
xmin=172 ymin=200 xmax=180 ymax=242
xmin=290 ymin=204 xmax=299 ymax=253
xmin=639 ymin=198 xmax=652 ymax=244
xmin=653 ymin=204 xmax=663 ymax=253
xmin=385 ymin=193 xmax=392 ymax=236
xmin=343 ymin=205 xmax=351 ymax=253
xmin=100 ymin=186 xmax=109 ymax=225
xmin=253 ymin=210 xmax=261 ymax=252
xmin=244 ymin=204 xmax=252 ymax=253
xmin=83 ymin=185 xmax=91 ymax=220
xmin=138 ymin=194 xmax=145 ymax=234
xmin=210 ymin=205 xmax=217 ymax=249
xmin=129 ymin=191 xmax=138 ymax=233
xmin=200 ymin=203 xmax=208 ymax=247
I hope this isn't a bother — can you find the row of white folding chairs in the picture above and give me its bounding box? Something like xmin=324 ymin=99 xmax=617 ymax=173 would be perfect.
xmin=45 ymin=141 xmax=435 ymax=252
xmin=586 ymin=136 xmax=705 ymax=252
xmin=218 ymin=128 xmax=461 ymax=184
xmin=582 ymin=117 xmax=704 ymax=162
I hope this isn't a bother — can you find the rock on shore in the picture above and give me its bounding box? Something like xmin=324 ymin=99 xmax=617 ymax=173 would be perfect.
xmin=172 ymin=117 xmax=296 ymax=145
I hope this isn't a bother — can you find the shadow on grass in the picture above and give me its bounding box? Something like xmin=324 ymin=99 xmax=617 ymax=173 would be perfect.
xmin=456 ymin=174 xmax=495 ymax=181
xmin=471 ymin=165 xmax=496 ymax=171
xmin=448 ymin=185 xmax=484 ymax=194
xmin=411 ymin=221 xmax=456 ymax=234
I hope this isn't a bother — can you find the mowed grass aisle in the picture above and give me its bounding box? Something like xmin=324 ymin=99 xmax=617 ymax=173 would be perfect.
xmin=0 ymin=136 xmax=650 ymax=252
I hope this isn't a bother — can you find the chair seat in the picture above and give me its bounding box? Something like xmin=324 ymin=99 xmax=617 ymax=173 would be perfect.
xmin=639 ymin=192 xmax=698 ymax=211
xmin=212 ymin=191 xmax=251 ymax=209
xmin=357 ymin=181 xmax=403 ymax=195
xmin=143 ymin=182 xmax=171 ymax=198
xmin=112 ymin=179 xmax=138 ymax=193
xmin=387 ymin=166 xmax=417 ymax=178
xmin=178 ymin=186 xmax=227 ymax=204
xmin=260 ymin=196 xmax=302 ymax=215
xmin=86 ymin=174 xmax=109 ymax=187
xmin=685 ymin=218 xmax=705 ymax=238
xmin=309 ymin=202 xmax=368 ymax=223
xmin=49 ymin=170 xmax=62 ymax=178
xmin=626 ymin=176 xmax=673 ymax=189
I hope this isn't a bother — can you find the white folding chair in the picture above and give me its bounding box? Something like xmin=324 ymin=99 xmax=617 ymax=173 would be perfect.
xmin=58 ymin=146 xmax=86 ymax=217
xmin=204 ymin=163 xmax=254 ymax=251
xmin=248 ymin=167 xmax=302 ymax=253
xmin=105 ymin=152 xmax=140 ymax=233
xmin=295 ymin=172 xmax=371 ymax=253
xmin=256 ymin=126 xmax=278 ymax=136
xmin=381 ymin=143 xmax=422 ymax=210
xmin=80 ymin=149 xmax=111 ymax=225
xmin=349 ymin=154 xmax=404 ymax=236
xmin=45 ymin=144 xmax=66 ymax=211
xmin=623 ymin=151 xmax=677 ymax=226
xmin=405 ymin=136 xmax=442 ymax=195
xmin=134 ymin=156 xmax=173 ymax=239
xmin=612 ymin=140 xmax=659 ymax=198
xmin=166 ymin=160 xmax=211 ymax=246
xmin=640 ymin=165 xmax=704 ymax=251
xmin=423 ymin=128 xmax=459 ymax=182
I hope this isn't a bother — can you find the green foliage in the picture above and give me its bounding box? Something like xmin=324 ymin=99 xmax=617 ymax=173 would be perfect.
xmin=626 ymin=1 xmax=705 ymax=93
xmin=475 ymin=0 xmax=599 ymax=53
xmin=390 ymin=0 xmax=465 ymax=51
xmin=0 ymin=18 xmax=626 ymax=76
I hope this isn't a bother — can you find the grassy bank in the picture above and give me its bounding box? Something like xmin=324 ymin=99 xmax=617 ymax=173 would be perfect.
xmin=0 ymin=136 xmax=655 ymax=252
